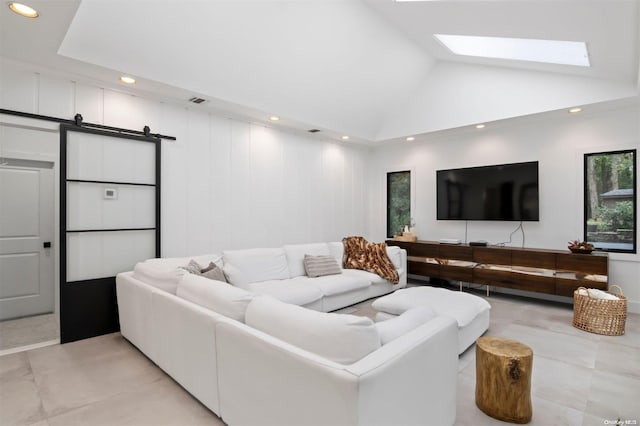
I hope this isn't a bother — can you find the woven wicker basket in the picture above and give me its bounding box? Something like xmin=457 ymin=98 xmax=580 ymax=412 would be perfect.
xmin=573 ymin=285 xmax=627 ymax=336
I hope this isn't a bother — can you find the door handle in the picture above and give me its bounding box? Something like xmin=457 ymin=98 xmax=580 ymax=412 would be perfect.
xmin=43 ymin=241 xmax=51 ymax=248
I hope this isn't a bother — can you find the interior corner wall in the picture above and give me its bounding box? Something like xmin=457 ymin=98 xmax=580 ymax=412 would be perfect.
xmin=0 ymin=59 xmax=369 ymax=260
xmin=367 ymin=104 xmax=640 ymax=313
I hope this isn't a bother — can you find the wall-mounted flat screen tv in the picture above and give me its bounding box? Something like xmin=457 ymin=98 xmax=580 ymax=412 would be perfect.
xmin=437 ymin=161 xmax=539 ymax=221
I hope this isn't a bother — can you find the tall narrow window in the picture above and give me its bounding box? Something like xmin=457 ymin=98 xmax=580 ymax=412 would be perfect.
xmin=387 ymin=171 xmax=411 ymax=238
xmin=584 ymin=149 xmax=636 ymax=253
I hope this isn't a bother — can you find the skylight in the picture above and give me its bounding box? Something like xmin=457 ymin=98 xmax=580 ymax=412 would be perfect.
xmin=434 ymin=34 xmax=590 ymax=67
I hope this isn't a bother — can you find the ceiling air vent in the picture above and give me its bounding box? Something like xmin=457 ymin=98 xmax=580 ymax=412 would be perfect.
xmin=188 ymin=97 xmax=207 ymax=104
xmin=307 ymin=129 xmax=321 ymax=133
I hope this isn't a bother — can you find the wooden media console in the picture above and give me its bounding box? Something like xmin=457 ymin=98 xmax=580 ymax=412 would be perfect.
xmin=386 ymin=240 xmax=608 ymax=297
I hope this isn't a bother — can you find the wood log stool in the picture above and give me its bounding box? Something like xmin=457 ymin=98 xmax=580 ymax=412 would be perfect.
xmin=475 ymin=336 xmax=533 ymax=424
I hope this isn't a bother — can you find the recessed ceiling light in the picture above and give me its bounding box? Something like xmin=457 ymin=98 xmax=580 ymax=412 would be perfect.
xmin=8 ymin=2 xmax=38 ymax=18
xmin=119 ymin=76 xmax=136 ymax=84
xmin=434 ymin=34 xmax=590 ymax=67
xmin=406 ymin=136 xmax=415 ymax=141
xmin=568 ymin=107 xmax=583 ymax=113
xmin=341 ymin=135 xmax=350 ymax=140
xmin=475 ymin=124 xmax=486 ymax=129
xmin=269 ymin=116 xmax=280 ymax=121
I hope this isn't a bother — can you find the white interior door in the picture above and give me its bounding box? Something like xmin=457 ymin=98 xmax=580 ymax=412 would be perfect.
xmin=0 ymin=160 xmax=54 ymax=321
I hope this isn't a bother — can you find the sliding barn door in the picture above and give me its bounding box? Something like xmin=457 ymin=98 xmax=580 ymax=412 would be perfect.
xmin=60 ymin=125 xmax=160 ymax=343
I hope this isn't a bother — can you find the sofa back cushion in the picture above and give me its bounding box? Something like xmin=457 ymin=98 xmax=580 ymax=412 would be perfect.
xmin=133 ymin=261 xmax=184 ymax=294
xmin=327 ymin=242 xmax=344 ymax=268
xmin=386 ymin=246 xmax=403 ymax=270
xmin=245 ymin=296 xmax=381 ymax=365
xmin=222 ymin=248 xmax=290 ymax=289
xmin=283 ymin=243 xmax=331 ymax=277
xmin=145 ymin=254 xmax=223 ymax=270
xmin=133 ymin=254 xmax=222 ymax=294
xmin=375 ymin=307 xmax=436 ymax=345
xmin=176 ymin=273 xmax=255 ymax=322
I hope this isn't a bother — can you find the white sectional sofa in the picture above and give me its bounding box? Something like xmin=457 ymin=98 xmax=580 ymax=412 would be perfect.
xmin=131 ymin=242 xmax=407 ymax=311
xmin=116 ymin=242 xmax=459 ymax=425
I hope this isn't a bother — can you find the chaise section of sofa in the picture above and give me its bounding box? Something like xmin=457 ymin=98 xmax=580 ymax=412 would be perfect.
xmin=216 ymin=303 xmax=457 ymax=426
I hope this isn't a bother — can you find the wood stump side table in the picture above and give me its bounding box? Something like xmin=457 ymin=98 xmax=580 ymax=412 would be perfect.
xmin=475 ymin=336 xmax=533 ymax=424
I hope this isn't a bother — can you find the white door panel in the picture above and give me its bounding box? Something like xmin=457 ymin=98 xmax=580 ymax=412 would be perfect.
xmin=0 ymin=162 xmax=54 ymax=321
xmin=0 ymin=253 xmax=40 ymax=298
xmin=0 ymin=168 xmax=39 ymax=237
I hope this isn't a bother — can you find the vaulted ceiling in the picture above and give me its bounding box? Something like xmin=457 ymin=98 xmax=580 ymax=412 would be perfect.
xmin=1 ymin=0 xmax=639 ymax=143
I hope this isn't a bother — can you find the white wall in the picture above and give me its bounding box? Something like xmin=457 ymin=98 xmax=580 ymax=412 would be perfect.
xmin=368 ymin=104 xmax=640 ymax=312
xmin=0 ymin=59 xmax=369 ymax=260
xmin=2 ymin=58 xmax=638 ymax=313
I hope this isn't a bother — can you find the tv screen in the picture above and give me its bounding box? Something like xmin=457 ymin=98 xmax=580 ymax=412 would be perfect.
xmin=437 ymin=161 xmax=539 ymax=221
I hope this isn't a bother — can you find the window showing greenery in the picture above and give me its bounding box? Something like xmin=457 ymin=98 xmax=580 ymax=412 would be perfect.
xmin=584 ymin=149 xmax=636 ymax=253
xmin=387 ymin=171 xmax=411 ymax=238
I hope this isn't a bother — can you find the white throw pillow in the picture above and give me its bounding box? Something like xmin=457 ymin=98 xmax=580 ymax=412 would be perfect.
xmin=283 ymin=243 xmax=331 ymax=277
xmin=375 ymin=307 xmax=436 ymax=345
xmin=176 ymin=273 xmax=254 ymax=322
xmin=245 ymin=296 xmax=381 ymax=364
xmin=222 ymin=248 xmax=291 ymax=289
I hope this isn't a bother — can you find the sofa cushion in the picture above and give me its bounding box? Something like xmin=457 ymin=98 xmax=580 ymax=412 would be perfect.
xmin=133 ymin=254 xmax=222 ymax=294
xmin=222 ymin=248 xmax=290 ymax=289
xmin=372 ymin=287 xmax=491 ymax=328
xmin=386 ymin=245 xmax=403 ymax=270
xmin=248 ymin=277 xmax=323 ymax=306
xmin=308 ymin=274 xmax=370 ymax=297
xmin=327 ymin=242 xmax=345 ymax=269
xmin=176 ymin=273 xmax=254 ymax=322
xmin=283 ymin=243 xmax=331 ymax=277
xmin=145 ymin=254 xmax=222 ymax=270
xmin=341 ymin=268 xmax=386 ymax=285
xmin=245 ymin=296 xmax=381 ymax=364
xmin=133 ymin=262 xmax=184 ymax=294
xmin=375 ymin=307 xmax=436 ymax=345
xmin=303 ymin=254 xmax=341 ymax=278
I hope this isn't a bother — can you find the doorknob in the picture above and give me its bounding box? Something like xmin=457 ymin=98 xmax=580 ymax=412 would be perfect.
xmin=43 ymin=241 xmax=51 ymax=248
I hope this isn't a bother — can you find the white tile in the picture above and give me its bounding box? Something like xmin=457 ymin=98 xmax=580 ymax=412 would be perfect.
xmin=499 ymin=323 xmax=598 ymax=369
xmin=586 ymin=370 xmax=640 ymax=420
xmin=595 ymin=340 xmax=640 ymax=380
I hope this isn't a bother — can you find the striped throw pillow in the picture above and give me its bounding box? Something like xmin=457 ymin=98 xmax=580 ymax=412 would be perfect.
xmin=303 ymin=254 xmax=342 ymax=278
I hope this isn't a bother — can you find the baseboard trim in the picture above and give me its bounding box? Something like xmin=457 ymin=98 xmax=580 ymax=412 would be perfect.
xmin=0 ymin=338 xmax=60 ymax=357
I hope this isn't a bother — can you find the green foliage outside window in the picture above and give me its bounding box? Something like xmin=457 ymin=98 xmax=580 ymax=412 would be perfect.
xmin=595 ymin=201 xmax=634 ymax=231
xmin=585 ymin=150 xmax=636 ymax=253
xmin=387 ymin=171 xmax=411 ymax=237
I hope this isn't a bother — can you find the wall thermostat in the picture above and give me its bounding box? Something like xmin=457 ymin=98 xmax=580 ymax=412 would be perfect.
xmin=104 ymin=188 xmax=117 ymax=199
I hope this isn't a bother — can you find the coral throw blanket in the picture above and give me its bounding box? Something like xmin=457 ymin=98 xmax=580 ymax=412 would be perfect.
xmin=342 ymin=236 xmax=399 ymax=285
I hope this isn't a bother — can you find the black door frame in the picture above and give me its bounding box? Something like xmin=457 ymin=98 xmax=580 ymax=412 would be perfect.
xmin=60 ymin=124 xmax=161 ymax=343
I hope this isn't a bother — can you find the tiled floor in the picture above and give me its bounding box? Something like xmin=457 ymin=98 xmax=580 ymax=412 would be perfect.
xmin=1 ymin=287 xmax=638 ymax=426
xmin=0 ymin=314 xmax=59 ymax=352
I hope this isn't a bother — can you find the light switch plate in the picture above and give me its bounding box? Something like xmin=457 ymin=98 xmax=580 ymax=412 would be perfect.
xmin=104 ymin=188 xmax=117 ymax=199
